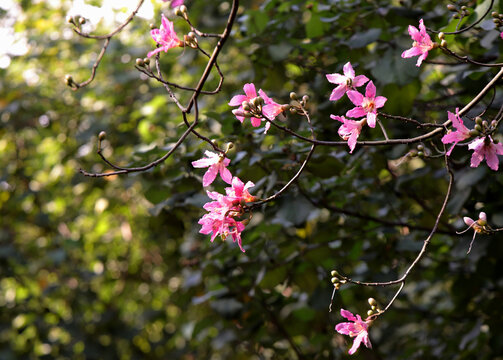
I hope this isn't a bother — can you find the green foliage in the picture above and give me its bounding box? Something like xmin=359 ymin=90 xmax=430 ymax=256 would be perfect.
xmin=1 ymin=0 xmax=503 ymax=359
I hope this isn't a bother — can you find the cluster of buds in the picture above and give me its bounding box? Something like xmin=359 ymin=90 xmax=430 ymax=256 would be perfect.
xmin=491 ymin=11 xmax=503 ymax=28
xmin=184 ymin=31 xmax=198 ymax=48
xmin=135 ymin=57 xmax=151 ymax=68
xmin=174 ymin=5 xmax=188 ymax=19
xmin=288 ymin=92 xmax=308 ymax=115
xmin=459 ymin=212 xmax=494 ymax=254
xmin=438 ymin=32 xmax=447 ymax=48
xmin=447 ymin=3 xmax=471 ymax=18
xmin=66 ymin=15 xmax=86 ymax=27
xmin=240 ymin=96 xmax=266 ymax=119
xmin=470 ymin=116 xmax=499 ymax=139
xmin=409 ymin=143 xmax=427 ymax=158
xmin=330 ymin=270 xmax=347 ymax=290
xmin=366 ymin=298 xmax=382 ymax=318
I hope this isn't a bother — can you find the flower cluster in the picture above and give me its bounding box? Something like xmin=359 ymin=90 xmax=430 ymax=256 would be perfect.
xmin=401 ymin=19 xmax=435 ymax=66
xmin=147 ymin=14 xmax=183 ymax=58
xmin=335 ymin=309 xmax=372 ymax=355
xmin=441 ymin=109 xmax=503 ymax=171
xmin=327 ymin=62 xmax=387 ymax=152
xmin=229 ymin=83 xmax=287 ymax=133
xmin=198 ymin=177 xmax=256 ymax=252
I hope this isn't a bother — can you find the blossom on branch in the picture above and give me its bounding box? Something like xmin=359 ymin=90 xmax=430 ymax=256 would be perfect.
xmin=401 ymin=19 xmax=435 ymax=67
xmin=326 ymin=62 xmax=369 ymax=101
xmin=441 ymin=108 xmax=471 ymax=156
xmin=459 ymin=212 xmax=490 ymax=254
xmin=198 ymin=177 xmax=256 ymax=252
xmin=192 ymin=151 xmax=232 ymax=187
xmin=468 ymin=136 xmax=503 ymax=171
xmin=147 ymin=14 xmax=183 ymax=58
xmin=335 ymin=309 xmax=372 ymax=355
xmin=346 ymin=81 xmax=387 ymax=128
xmin=229 ymin=83 xmax=262 ymax=127
xmin=330 ymin=115 xmax=364 ymax=153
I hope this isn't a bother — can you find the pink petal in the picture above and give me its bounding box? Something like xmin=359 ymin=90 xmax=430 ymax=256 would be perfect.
xmin=470 ymin=149 xmax=484 ymax=168
xmin=365 ymin=81 xmax=376 ymax=99
xmin=343 ymin=62 xmax=355 ymax=79
xmin=202 ymin=166 xmax=218 ymax=187
xmin=418 ymin=19 xmax=427 ymax=35
xmin=463 ymin=217 xmax=475 ymax=227
xmin=326 ymin=73 xmax=346 ymax=84
xmin=374 ymin=96 xmax=387 ymax=108
xmin=468 ymin=137 xmax=484 ymax=151
xmin=494 ymin=142 xmax=503 ymax=155
xmin=367 ymin=112 xmax=376 ymax=128
xmin=352 ymin=75 xmax=369 ymax=88
xmin=346 ymin=107 xmax=366 ymax=119
xmin=362 ymin=333 xmax=372 ymax=349
xmin=401 ymin=47 xmax=423 ymax=59
xmin=348 ymin=333 xmax=364 ymax=355
xmin=485 ymin=146 xmax=500 ymax=170
xmin=219 ymin=165 xmax=233 ymax=184
xmin=329 ymin=85 xmax=347 ymax=101
xmin=348 ymin=130 xmax=359 ymax=153
xmin=408 ymin=25 xmax=420 ymax=41
xmin=340 ymin=309 xmax=357 ymax=322
xmin=192 ymin=158 xmax=213 ymax=168
xmin=262 ymin=104 xmax=283 ymax=120
xmin=147 ymin=47 xmax=163 ymax=58
xmin=346 ymin=90 xmax=364 ymax=106
xmin=416 ymin=52 xmax=428 ymax=67
xmin=330 ymin=115 xmax=345 ymax=123
xmin=229 ymin=94 xmax=248 ymax=106
xmin=335 ymin=323 xmax=351 ymax=335
xmin=243 ymin=83 xmax=257 ymax=98
xmin=250 ymin=116 xmax=262 ymax=127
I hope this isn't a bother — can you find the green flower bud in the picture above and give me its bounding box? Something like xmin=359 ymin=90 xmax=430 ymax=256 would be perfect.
xmin=174 ymin=8 xmax=183 ymax=16
xmin=491 ymin=11 xmax=499 ymax=18
xmin=330 ymin=270 xmax=337 ymax=277
xmin=368 ymin=298 xmax=377 ymax=306
xmin=482 ymin=121 xmax=489 ymax=129
xmin=289 ymin=92 xmax=298 ymax=100
xmin=66 ymin=15 xmax=75 ymax=24
xmin=438 ymin=32 xmax=445 ymax=40
xmin=440 ymin=39 xmax=447 ymax=48
xmin=491 ymin=120 xmax=497 ymax=128
xmin=331 ymin=277 xmax=339 ymax=284
xmin=179 ymin=5 xmax=188 ymax=14
xmin=469 ymin=129 xmax=480 ymax=137
xmin=447 ymin=4 xmax=457 ymax=11
xmin=143 ymin=58 xmax=150 ymax=65
xmin=474 ymin=124 xmax=482 ymax=132
xmin=98 ymin=131 xmax=107 ymax=141
xmin=64 ymin=74 xmax=73 ymax=86
xmin=281 ymin=104 xmax=291 ymax=112
xmin=417 ymin=144 xmax=424 ymax=151
xmin=135 ymin=58 xmax=144 ymax=67
xmin=475 ymin=116 xmax=483 ymax=125
xmin=417 ymin=151 xmax=424 ymax=157
xmin=367 ymin=310 xmax=374 ymax=316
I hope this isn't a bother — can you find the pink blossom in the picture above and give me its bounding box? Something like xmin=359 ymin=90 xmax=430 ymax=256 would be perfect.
xmin=326 ymin=62 xmax=369 ymax=101
xmin=401 ymin=19 xmax=435 ymax=67
xmin=468 ymin=136 xmax=503 ymax=171
xmin=260 ymin=89 xmax=287 ymax=133
xmin=346 ymin=81 xmax=387 ymax=128
xmin=169 ymin=0 xmax=185 ymax=7
xmin=459 ymin=212 xmax=488 ymax=254
xmin=335 ymin=309 xmax=372 ymax=355
xmin=198 ymin=177 xmax=256 ymax=252
xmin=330 ymin=115 xmax=364 ymax=153
xmin=441 ymin=108 xmax=471 ymax=156
xmin=229 ymin=83 xmax=263 ymax=127
xmin=147 ymin=14 xmax=183 ymax=58
xmin=501 ymin=32 xmax=503 ymax=40
xmin=192 ymin=151 xmax=232 ymax=187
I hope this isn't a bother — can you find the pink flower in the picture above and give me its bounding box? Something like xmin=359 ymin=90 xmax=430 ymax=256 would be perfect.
xmin=441 ymin=108 xmax=471 ymax=156
xmin=330 ymin=115 xmax=364 ymax=153
xmin=147 ymin=14 xmax=183 ymax=58
xmin=459 ymin=212 xmax=489 ymax=254
xmin=260 ymin=89 xmax=287 ymax=133
xmin=326 ymin=62 xmax=369 ymax=101
xmin=192 ymin=151 xmax=232 ymax=187
xmin=501 ymin=32 xmax=503 ymax=40
xmin=169 ymin=0 xmax=185 ymax=7
xmin=468 ymin=136 xmax=503 ymax=171
xmin=335 ymin=309 xmax=372 ymax=355
xmin=346 ymin=81 xmax=387 ymax=128
xmin=229 ymin=83 xmax=263 ymax=127
xmin=401 ymin=19 xmax=435 ymax=67
xmin=198 ymin=177 xmax=256 ymax=252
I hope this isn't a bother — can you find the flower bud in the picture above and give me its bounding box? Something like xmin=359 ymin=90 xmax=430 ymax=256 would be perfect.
xmin=440 ymin=39 xmax=447 ymax=48
xmin=179 ymin=5 xmax=188 ymax=14
xmin=417 ymin=151 xmax=424 ymax=157
xmin=188 ymin=31 xmax=196 ymax=40
xmin=242 ymin=102 xmax=251 ymax=111
xmin=98 ymin=131 xmax=107 ymax=141
xmin=417 ymin=144 xmax=424 ymax=151
xmin=447 ymin=4 xmax=457 ymax=11
xmin=371 ymin=305 xmax=376 ymax=311
xmin=474 ymin=124 xmax=482 ymax=132
xmin=367 ymin=310 xmax=374 ymax=316
xmin=289 ymin=92 xmax=298 ymax=100
xmin=368 ymin=298 xmax=377 ymax=306
xmin=334 ymin=283 xmax=341 ymax=290
xmin=461 ymin=6 xmax=467 ymax=11
xmin=493 ymin=18 xmax=500 ymax=25
xmin=482 ymin=120 xmax=488 ymax=128
xmin=78 ymin=16 xmax=86 ymax=25
xmin=66 ymin=15 xmax=75 ymax=24
xmin=475 ymin=116 xmax=483 ymax=125
xmin=289 ymin=107 xmax=297 ymax=114
xmin=409 ymin=150 xmax=418 ymax=157
xmin=281 ymin=104 xmax=291 ymax=112
xmin=492 ymin=11 xmax=499 ymax=18
xmin=64 ymin=74 xmax=73 ymax=86
xmin=491 ymin=120 xmax=497 ymax=128
xmin=150 ymin=23 xmax=156 ymax=29
xmin=331 ymin=277 xmax=339 ymax=284
xmin=438 ymin=32 xmax=445 ymax=40
xmin=174 ymin=8 xmax=183 ymax=16
xmin=143 ymin=58 xmax=150 ymax=65
xmin=225 ymin=142 xmax=234 ymax=153
xmin=243 ymin=110 xmax=252 ymax=118
xmin=469 ymin=129 xmax=480 ymax=137
xmin=302 ymin=95 xmax=309 ymax=103
xmin=135 ymin=58 xmax=145 ymax=67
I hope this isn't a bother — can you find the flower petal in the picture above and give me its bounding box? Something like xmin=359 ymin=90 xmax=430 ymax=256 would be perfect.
xmin=367 ymin=112 xmax=377 ymax=128
xmin=229 ymin=94 xmax=248 ymax=106
xmin=202 ymin=166 xmax=218 ymax=187
xmin=352 ymin=75 xmax=369 ymax=88
xmin=365 ymin=81 xmax=376 ymax=99
xmin=329 ymin=85 xmax=347 ymax=101
xmin=343 ymin=62 xmax=355 ymax=79
xmin=243 ymin=83 xmax=257 ymax=98
xmin=346 ymin=107 xmax=367 ymax=119
xmin=346 ymin=90 xmax=364 ymax=106
xmin=326 ymin=73 xmax=346 ymax=84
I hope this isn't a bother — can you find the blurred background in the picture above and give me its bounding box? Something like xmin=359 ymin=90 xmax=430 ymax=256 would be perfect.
xmin=1 ymin=0 xmax=503 ymax=358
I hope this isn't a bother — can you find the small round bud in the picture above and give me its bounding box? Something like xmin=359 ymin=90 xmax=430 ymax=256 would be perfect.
xmin=334 ymin=283 xmax=341 ymax=290
xmin=243 ymin=110 xmax=252 ymax=118
xmin=475 ymin=116 xmax=483 ymax=125
xmin=289 ymin=92 xmax=298 ymax=100
xmin=491 ymin=11 xmax=499 ymax=18
xmin=174 ymin=8 xmax=183 ymax=16
xmin=417 ymin=151 xmax=424 ymax=157
xmin=98 ymin=131 xmax=107 ymax=141
xmin=143 ymin=58 xmax=150 ymax=65
xmin=493 ymin=18 xmax=500 ymax=25
xmin=135 ymin=58 xmax=144 ymax=67
xmin=225 ymin=142 xmax=234 ymax=152
xmin=302 ymin=95 xmax=309 ymax=103
xmin=368 ymin=298 xmax=377 ymax=306
xmin=64 ymin=74 xmax=73 ymax=86
xmin=289 ymin=107 xmax=297 ymax=114
xmin=461 ymin=6 xmax=467 ymax=11
xmin=330 ymin=270 xmax=337 ymax=277
xmin=331 ymin=277 xmax=339 ymax=284
xmin=494 ymin=139 xmax=500 ymax=144
xmin=78 ymin=17 xmax=86 ymax=25
xmin=242 ymin=103 xmax=251 ymax=111
xmin=188 ymin=31 xmax=196 ymax=40
xmin=251 ymin=97 xmax=262 ymax=107
xmin=150 ymin=23 xmax=156 ymax=29
xmin=482 ymin=120 xmax=489 ymax=128
xmin=371 ymin=305 xmax=376 ymax=311
xmin=499 ymin=14 xmax=503 ymax=20
xmin=438 ymin=32 xmax=445 ymax=40
xmin=367 ymin=310 xmax=374 ymax=316
xmin=447 ymin=4 xmax=457 ymax=11
xmin=409 ymin=149 xmax=418 ymax=157
xmin=453 ymin=14 xmax=460 ymax=19
xmin=66 ymin=15 xmax=74 ymax=24
xmin=474 ymin=124 xmax=482 ymax=132
xmin=211 ymin=139 xmax=218 ymax=146
xmin=281 ymin=104 xmax=291 ymax=112
xmin=491 ymin=120 xmax=497 ymax=128
xmin=179 ymin=5 xmax=188 ymax=14
xmin=440 ymin=39 xmax=447 ymax=48
xmin=469 ymin=129 xmax=480 ymax=137
xmin=417 ymin=144 xmax=424 ymax=151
